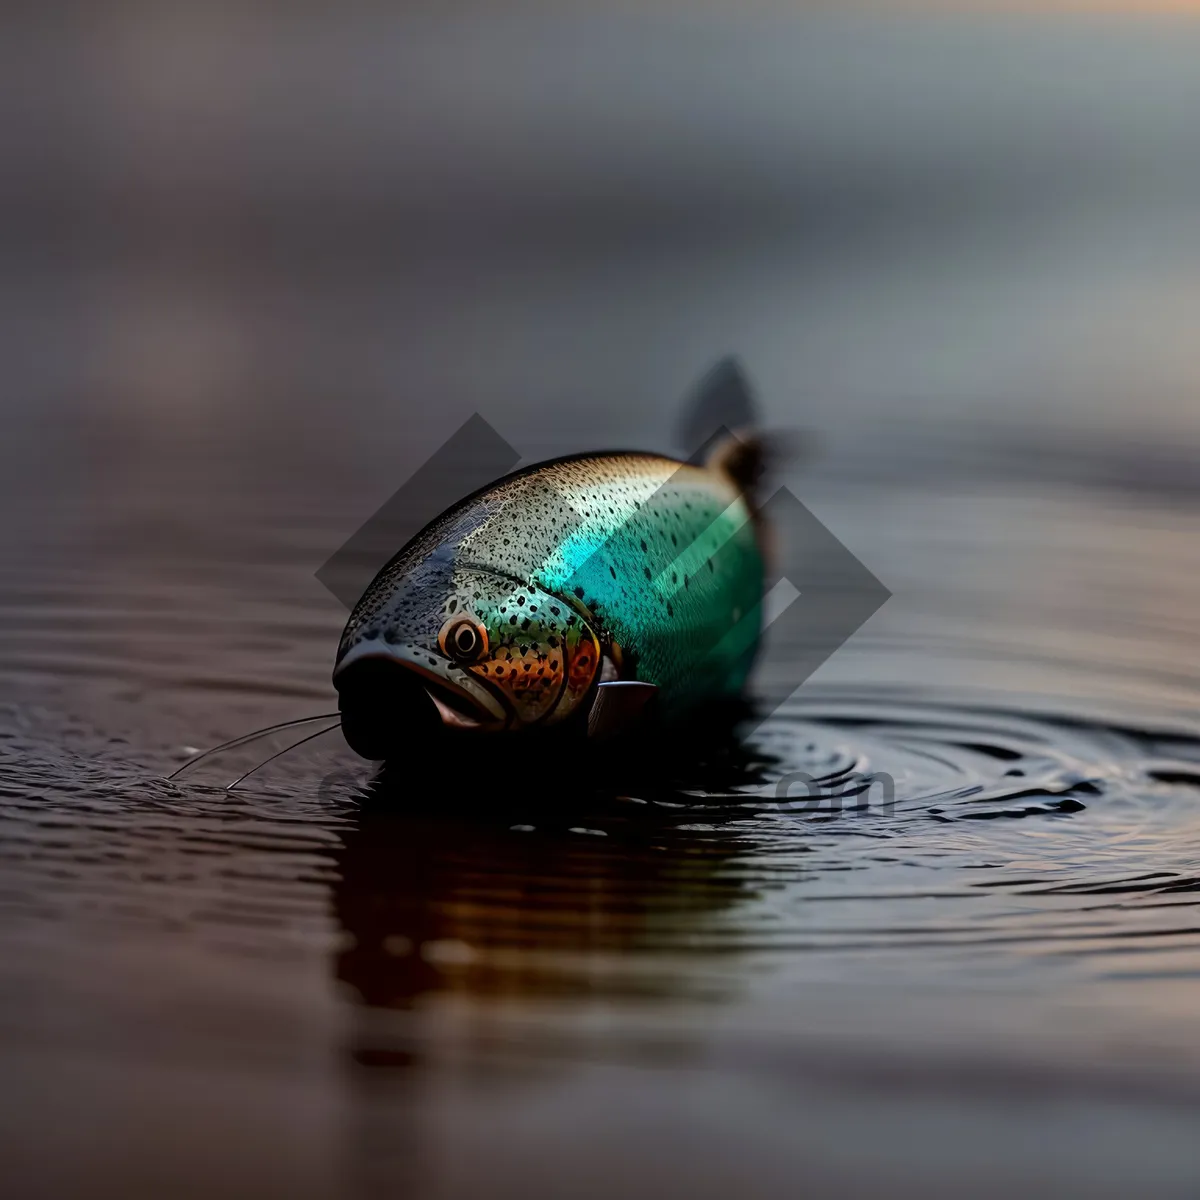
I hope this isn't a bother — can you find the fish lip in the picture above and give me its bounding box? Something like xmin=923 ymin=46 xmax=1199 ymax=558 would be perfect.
xmin=334 ymin=641 xmax=508 ymax=730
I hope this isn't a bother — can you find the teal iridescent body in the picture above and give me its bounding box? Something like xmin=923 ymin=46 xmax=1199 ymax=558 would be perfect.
xmin=333 ymin=448 xmax=764 ymax=741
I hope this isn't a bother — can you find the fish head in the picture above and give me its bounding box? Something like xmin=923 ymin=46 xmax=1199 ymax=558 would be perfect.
xmin=334 ymin=562 xmax=601 ymax=757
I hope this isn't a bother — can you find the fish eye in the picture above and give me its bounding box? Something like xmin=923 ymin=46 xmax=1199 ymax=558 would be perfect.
xmin=440 ymin=617 xmax=488 ymax=664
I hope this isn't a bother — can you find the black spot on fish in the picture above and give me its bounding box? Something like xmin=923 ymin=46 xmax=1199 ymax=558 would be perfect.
xmin=609 ymin=566 xmax=616 ymax=579
xmin=517 ymin=596 xmax=525 ymax=606
xmin=643 ymin=567 xmax=652 ymax=580
xmin=447 ymin=598 xmax=458 ymax=613
xmin=548 ymin=636 xmax=559 ymax=648
xmin=574 ymin=586 xmax=585 ymax=599
xmin=550 ymin=606 xmax=560 ymax=616
xmin=509 ymin=615 xmax=518 ymax=625
xmin=551 ymin=660 xmax=559 ymax=670
xmin=521 ymin=617 xmax=531 ymax=630
xmin=667 ymin=602 xmax=674 ymax=617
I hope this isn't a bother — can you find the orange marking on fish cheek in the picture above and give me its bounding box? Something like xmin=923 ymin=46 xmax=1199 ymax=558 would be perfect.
xmin=564 ymin=625 xmax=601 ymax=706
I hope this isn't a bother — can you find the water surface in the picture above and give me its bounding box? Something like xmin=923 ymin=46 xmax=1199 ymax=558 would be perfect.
xmin=4 ymin=459 xmax=1200 ymax=1198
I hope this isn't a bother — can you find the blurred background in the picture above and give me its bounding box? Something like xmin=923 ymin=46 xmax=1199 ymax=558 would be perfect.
xmin=5 ymin=7 xmax=1200 ymax=479
xmin=2 ymin=6 xmax=1200 ymax=1199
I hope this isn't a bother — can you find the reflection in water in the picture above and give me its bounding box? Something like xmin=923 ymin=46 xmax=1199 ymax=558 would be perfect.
xmin=325 ymin=689 xmax=1200 ymax=1021
xmin=329 ymin=727 xmax=773 ymax=1011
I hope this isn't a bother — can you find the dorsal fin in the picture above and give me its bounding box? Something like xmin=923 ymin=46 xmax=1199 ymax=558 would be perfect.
xmin=678 ymin=357 xmax=758 ymax=463
xmin=679 ymin=356 xmax=810 ymax=508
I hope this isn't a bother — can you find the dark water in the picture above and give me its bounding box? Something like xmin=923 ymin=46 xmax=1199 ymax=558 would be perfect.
xmin=5 ymin=10 xmax=1200 ymax=1198
xmin=4 ymin=454 xmax=1200 ymax=1197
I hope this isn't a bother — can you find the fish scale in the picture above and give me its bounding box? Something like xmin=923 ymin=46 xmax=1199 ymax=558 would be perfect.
xmin=336 ymin=447 xmax=764 ymax=737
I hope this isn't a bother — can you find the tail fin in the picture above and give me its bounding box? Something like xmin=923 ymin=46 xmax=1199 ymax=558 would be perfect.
xmin=705 ymin=429 xmax=766 ymax=499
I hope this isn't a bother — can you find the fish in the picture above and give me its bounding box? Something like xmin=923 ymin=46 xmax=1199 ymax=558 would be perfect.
xmin=165 ymin=360 xmax=773 ymax=786
xmin=333 ymin=432 xmax=767 ymax=758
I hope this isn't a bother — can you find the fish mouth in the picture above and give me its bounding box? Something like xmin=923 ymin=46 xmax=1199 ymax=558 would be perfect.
xmin=334 ymin=642 xmax=507 ymax=758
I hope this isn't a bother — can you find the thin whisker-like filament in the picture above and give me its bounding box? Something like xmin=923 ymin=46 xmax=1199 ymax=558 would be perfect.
xmin=224 ymin=722 xmax=343 ymax=792
xmin=166 ymin=712 xmax=341 ymax=780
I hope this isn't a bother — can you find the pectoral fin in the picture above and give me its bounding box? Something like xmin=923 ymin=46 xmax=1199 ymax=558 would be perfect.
xmin=587 ymin=681 xmax=658 ymax=740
